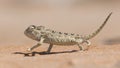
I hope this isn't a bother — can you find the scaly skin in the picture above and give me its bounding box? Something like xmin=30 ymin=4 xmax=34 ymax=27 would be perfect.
xmin=24 ymin=12 xmax=112 ymax=53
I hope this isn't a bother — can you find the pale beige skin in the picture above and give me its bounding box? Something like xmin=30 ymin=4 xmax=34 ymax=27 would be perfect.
xmin=24 ymin=12 xmax=112 ymax=53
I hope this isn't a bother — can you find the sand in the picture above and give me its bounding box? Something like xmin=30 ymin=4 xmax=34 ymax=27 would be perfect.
xmin=0 ymin=1 xmax=120 ymax=68
xmin=0 ymin=44 xmax=120 ymax=68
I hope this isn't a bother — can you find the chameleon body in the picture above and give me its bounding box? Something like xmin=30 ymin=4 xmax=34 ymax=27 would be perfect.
xmin=24 ymin=13 xmax=112 ymax=53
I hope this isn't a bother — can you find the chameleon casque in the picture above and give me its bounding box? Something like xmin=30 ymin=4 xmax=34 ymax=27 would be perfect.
xmin=24 ymin=12 xmax=112 ymax=53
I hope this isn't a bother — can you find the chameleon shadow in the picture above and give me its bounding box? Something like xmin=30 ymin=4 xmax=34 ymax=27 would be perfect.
xmin=13 ymin=50 xmax=78 ymax=57
xmin=103 ymin=37 xmax=120 ymax=45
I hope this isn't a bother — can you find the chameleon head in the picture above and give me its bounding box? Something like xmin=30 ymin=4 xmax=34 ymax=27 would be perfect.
xmin=24 ymin=25 xmax=45 ymax=41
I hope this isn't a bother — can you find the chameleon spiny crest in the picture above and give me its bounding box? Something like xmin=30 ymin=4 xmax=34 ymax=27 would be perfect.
xmin=24 ymin=12 xmax=112 ymax=53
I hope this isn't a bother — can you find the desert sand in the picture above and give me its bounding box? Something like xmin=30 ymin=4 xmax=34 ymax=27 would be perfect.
xmin=0 ymin=1 xmax=120 ymax=68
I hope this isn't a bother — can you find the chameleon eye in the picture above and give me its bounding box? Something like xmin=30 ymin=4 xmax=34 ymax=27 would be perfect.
xmin=31 ymin=26 xmax=35 ymax=29
xmin=29 ymin=25 xmax=36 ymax=29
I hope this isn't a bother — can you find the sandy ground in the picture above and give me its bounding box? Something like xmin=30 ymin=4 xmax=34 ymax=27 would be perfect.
xmin=0 ymin=1 xmax=120 ymax=68
xmin=0 ymin=44 xmax=120 ymax=68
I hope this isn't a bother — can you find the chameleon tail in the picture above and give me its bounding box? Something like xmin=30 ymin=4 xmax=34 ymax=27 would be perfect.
xmin=85 ymin=12 xmax=112 ymax=40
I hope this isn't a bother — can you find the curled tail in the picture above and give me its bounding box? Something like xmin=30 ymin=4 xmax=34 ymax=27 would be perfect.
xmin=85 ymin=12 xmax=112 ymax=40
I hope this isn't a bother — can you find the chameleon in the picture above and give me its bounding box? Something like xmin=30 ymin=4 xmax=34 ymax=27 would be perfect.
xmin=24 ymin=12 xmax=112 ymax=53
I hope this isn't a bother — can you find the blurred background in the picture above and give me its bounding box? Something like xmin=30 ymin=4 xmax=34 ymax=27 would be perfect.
xmin=0 ymin=0 xmax=120 ymax=45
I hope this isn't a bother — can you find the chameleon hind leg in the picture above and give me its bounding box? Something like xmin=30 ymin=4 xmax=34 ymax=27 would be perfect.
xmin=85 ymin=40 xmax=91 ymax=45
xmin=77 ymin=44 xmax=84 ymax=51
xmin=84 ymin=40 xmax=91 ymax=50
xmin=46 ymin=44 xmax=53 ymax=53
xmin=76 ymin=40 xmax=91 ymax=51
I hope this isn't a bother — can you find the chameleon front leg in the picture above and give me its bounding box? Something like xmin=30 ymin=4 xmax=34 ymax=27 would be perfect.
xmin=46 ymin=44 xmax=53 ymax=53
xmin=27 ymin=43 xmax=41 ymax=51
xmin=27 ymin=38 xmax=44 ymax=51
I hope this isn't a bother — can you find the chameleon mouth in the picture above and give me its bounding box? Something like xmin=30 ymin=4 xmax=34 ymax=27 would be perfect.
xmin=24 ymin=28 xmax=30 ymax=35
xmin=24 ymin=28 xmax=34 ymax=39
